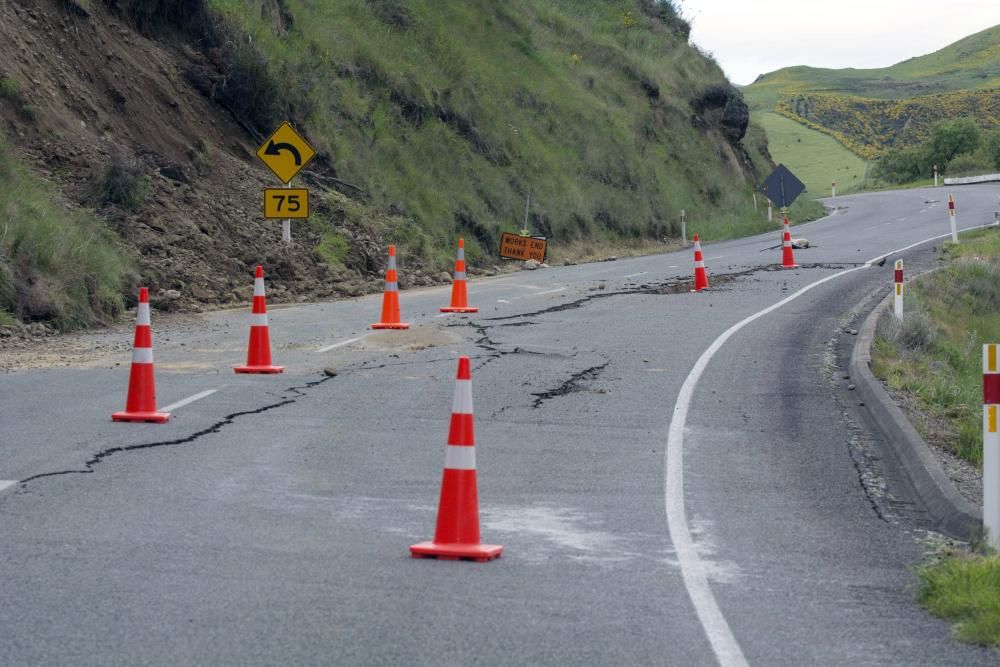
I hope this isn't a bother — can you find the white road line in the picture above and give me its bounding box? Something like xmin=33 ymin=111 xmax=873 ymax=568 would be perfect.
xmin=705 ymin=255 xmax=727 ymax=261
xmin=668 ymin=265 xmax=679 ymax=269
xmin=0 ymin=481 xmax=17 ymax=493
xmin=534 ymin=287 xmax=567 ymax=296
xmin=664 ymin=221 xmax=998 ymax=667
xmin=435 ymin=313 xmax=450 ymax=318
xmin=497 ymin=299 xmax=511 ymax=304
xmin=624 ymin=272 xmax=647 ymax=278
xmin=160 ymin=389 xmax=219 ymax=413
xmin=316 ymin=337 xmax=362 ymax=354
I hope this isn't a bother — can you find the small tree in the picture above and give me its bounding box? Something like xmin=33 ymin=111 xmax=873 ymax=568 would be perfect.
xmin=928 ymin=118 xmax=981 ymax=170
xmin=983 ymin=129 xmax=1000 ymax=171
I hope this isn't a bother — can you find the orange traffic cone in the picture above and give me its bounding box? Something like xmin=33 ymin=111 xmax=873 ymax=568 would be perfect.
xmin=410 ymin=356 xmax=503 ymax=562
xmin=692 ymin=234 xmax=709 ymax=292
xmin=441 ymin=238 xmax=478 ymax=313
xmin=371 ymin=245 xmax=410 ymax=330
xmin=781 ymin=216 xmax=798 ymax=269
xmin=235 ymin=265 xmax=284 ymax=374
xmin=112 ymin=287 xmax=170 ymax=423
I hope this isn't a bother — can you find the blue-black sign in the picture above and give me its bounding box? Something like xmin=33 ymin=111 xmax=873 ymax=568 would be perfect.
xmin=760 ymin=164 xmax=806 ymax=208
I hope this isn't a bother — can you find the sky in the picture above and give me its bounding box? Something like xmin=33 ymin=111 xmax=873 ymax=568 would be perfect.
xmin=680 ymin=0 xmax=999 ymax=86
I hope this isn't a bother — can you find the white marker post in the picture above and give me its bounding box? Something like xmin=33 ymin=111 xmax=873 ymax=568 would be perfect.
xmin=893 ymin=260 xmax=904 ymax=321
xmin=831 ymin=180 xmax=836 ymax=198
xmin=933 ymin=164 xmax=939 ymax=188
xmin=680 ymin=208 xmax=687 ymax=248
xmin=948 ymin=194 xmax=958 ymax=244
xmin=767 ymin=199 xmax=773 ymax=222
xmin=984 ymin=344 xmax=1000 ymax=550
xmin=282 ymin=182 xmax=292 ymax=243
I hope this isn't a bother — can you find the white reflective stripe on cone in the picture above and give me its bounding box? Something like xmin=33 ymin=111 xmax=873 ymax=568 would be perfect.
xmin=444 ymin=445 xmax=476 ymax=470
xmin=457 ymin=248 xmax=465 ymax=261
xmin=452 ymin=379 xmax=473 ymax=414
xmin=453 ymin=271 xmax=467 ymax=280
xmin=384 ymin=281 xmax=399 ymax=292
xmin=254 ymin=279 xmax=265 ymax=297
xmin=388 ymin=256 xmax=397 ymax=270
xmin=695 ymin=261 xmax=705 ymax=269
xmin=137 ymin=303 xmax=151 ymax=326
xmin=132 ymin=347 xmax=154 ymax=364
xmin=250 ymin=313 xmax=269 ymax=326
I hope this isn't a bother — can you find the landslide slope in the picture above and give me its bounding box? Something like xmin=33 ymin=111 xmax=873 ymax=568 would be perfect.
xmin=0 ymin=0 xmax=771 ymax=322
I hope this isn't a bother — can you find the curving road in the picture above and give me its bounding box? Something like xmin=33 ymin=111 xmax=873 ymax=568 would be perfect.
xmin=2 ymin=185 xmax=999 ymax=665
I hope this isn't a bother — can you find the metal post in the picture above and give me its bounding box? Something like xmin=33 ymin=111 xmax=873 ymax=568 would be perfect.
xmin=831 ymin=180 xmax=836 ymax=198
xmin=949 ymin=194 xmax=958 ymax=244
xmin=522 ymin=193 xmax=531 ymax=236
xmin=933 ymin=165 xmax=939 ymax=188
xmin=282 ymin=181 xmax=292 ymax=243
xmin=680 ymin=209 xmax=687 ymax=247
xmin=893 ymin=260 xmax=904 ymax=321
xmin=753 ymin=192 xmax=758 ymax=213
xmin=984 ymin=344 xmax=1000 ymax=550
xmin=767 ymin=200 xmax=773 ymax=222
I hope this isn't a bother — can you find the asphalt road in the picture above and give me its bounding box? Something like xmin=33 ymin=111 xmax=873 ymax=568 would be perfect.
xmin=2 ymin=185 xmax=1000 ymax=665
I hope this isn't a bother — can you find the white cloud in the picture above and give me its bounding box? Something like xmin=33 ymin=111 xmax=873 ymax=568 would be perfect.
xmin=679 ymin=1 xmax=999 ymax=85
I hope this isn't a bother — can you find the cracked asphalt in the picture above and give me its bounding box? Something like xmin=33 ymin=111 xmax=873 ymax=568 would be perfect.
xmin=2 ymin=185 xmax=1000 ymax=665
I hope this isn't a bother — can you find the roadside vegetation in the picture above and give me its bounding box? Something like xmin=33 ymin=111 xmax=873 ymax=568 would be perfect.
xmin=870 ymin=227 xmax=1000 ymax=646
xmin=917 ymin=543 xmax=1000 ymax=647
xmin=872 ymin=228 xmax=1000 ymax=466
xmin=0 ymin=130 xmax=132 ymax=329
xmin=874 ymin=119 xmax=1000 ymax=185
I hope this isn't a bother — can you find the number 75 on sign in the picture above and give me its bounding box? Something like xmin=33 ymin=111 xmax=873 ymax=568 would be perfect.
xmin=263 ymin=188 xmax=310 ymax=219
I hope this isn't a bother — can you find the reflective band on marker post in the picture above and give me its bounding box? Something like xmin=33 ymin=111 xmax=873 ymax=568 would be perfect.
xmin=985 ymin=343 xmax=999 ymax=551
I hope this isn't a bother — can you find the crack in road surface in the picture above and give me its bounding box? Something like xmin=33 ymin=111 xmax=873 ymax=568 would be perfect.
xmin=531 ymin=363 xmax=610 ymax=409
xmin=484 ymin=264 xmax=857 ymax=322
xmin=16 ymin=375 xmax=337 ymax=488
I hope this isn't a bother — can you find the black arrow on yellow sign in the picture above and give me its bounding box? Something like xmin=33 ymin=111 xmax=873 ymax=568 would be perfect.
xmin=264 ymin=141 xmax=302 ymax=165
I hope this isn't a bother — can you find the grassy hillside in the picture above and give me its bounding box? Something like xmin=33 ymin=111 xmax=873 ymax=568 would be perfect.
xmin=757 ymin=112 xmax=867 ymax=195
xmin=197 ymin=0 xmax=774 ymax=267
xmin=742 ymin=24 xmax=999 ymax=189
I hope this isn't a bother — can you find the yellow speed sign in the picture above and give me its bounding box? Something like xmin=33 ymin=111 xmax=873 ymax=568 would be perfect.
xmin=263 ymin=188 xmax=310 ymax=219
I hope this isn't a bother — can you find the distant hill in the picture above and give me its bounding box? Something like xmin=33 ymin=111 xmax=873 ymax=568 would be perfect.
xmin=742 ymin=24 xmax=1000 ymax=191
xmin=746 ymin=24 xmax=1000 ymax=109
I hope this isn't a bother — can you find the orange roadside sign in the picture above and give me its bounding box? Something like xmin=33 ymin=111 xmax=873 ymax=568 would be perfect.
xmin=499 ymin=232 xmax=547 ymax=262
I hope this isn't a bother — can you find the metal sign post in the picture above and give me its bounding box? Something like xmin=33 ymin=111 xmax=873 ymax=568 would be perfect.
xmin=256 ymin=121 xmax=317 ymax=245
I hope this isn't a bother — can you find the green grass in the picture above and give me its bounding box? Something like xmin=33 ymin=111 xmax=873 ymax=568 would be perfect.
xmin=757 ymin=112 xmax=869 ymax=196
xmin=918 ymin=549 xmax=1000 ymax=647
xmin=872 ymin=228 xmax=1000 ymax=466
xmin=0 ymin=130 xmax=132 ymax=329
xmin=195 ymin=0 xmax=775 ymax=274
